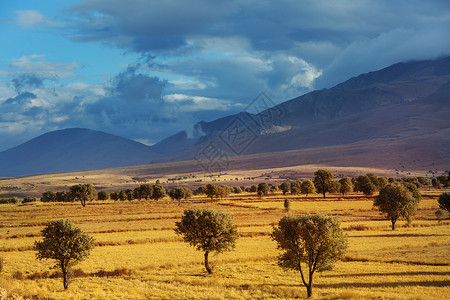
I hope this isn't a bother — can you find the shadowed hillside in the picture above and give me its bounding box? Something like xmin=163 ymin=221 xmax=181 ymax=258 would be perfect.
xmin=1 ymin=57 xmax=449 ymax=177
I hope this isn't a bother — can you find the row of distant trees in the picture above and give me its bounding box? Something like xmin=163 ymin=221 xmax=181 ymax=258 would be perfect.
xmin=21 ymin=169 xmax=450 ymax=207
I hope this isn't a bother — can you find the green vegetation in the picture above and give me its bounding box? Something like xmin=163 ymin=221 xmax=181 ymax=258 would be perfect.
xmin=313 ymin=169 xmax=334 ymax=198
xmin=34 ymin=219 xmax=95 ymax=289
xmin=174 ymin=208 xmax=239 ymax=274
xmin=374 ymin=183 xmax=421 ymax=230
xmin=272 ymin=213 xmax=347 ymax=298
xmin=69 ymin=184 xmax=97 ymax=207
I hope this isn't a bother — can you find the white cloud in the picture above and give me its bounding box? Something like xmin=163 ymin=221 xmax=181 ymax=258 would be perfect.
xmin=164 ymin=94 xmax=241 ymax=112
xmin=15 ymin=10 xmax=61 ymax=28
xmin=7 ymin=55 xmax=80 ymax=79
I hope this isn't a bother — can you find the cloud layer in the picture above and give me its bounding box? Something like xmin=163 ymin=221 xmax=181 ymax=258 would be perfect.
xmin=1 ymin=0 xmax=450 ymax=150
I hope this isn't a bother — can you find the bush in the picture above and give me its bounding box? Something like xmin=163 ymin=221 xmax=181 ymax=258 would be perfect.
xmin=98 ymin=191 xmax=110 ymax=201
xmin=0 ymin=197 xmax=19 ymax=204
xmin=22 ymin=197 xmax=37 ymax=204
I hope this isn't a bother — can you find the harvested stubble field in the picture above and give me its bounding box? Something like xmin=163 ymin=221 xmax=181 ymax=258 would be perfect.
xmin=0 ymin=191 xmax=449 ymax=299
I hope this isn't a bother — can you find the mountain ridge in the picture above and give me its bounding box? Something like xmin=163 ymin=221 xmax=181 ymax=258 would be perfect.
xmin=1 ymin=56 xmax=449 ymax=176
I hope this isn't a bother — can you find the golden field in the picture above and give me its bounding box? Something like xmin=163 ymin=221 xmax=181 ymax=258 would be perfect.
xmin=0 ymin=190 xmax=449 ymax=299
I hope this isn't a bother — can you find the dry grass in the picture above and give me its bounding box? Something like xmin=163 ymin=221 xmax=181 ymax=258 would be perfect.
xmin=0 ymin=188 xmax=449 ymax=299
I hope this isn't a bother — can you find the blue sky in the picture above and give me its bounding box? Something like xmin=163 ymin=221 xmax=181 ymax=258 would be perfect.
xmin=1 ymin=0 xmax=450 ymax=151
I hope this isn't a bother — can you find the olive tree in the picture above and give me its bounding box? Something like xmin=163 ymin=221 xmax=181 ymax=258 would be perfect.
xmin=272 ymin=213 xmax=347 ymax=298
xmin=339 ymin=177 xmax=353 ymax=195
xmin=300 ymin=180 xmax=315 ymax=196
xmin=280 ymin=182 xmax=291 ymax=195
xmin=374 ymin=183 xmax=421 ymax=230
xmin=151 ymin=184 xmax=166 ymax=201
xmin=69 ymin=184 xmax=97 ymax=207
xmin=205 ymin=183 xmax=218 ymax=202
xmin=34 ymin=219 xmax=95 ymax=289
xmin=174 ymin=208 xmax=238 ymax=274
xmin=314 ymin=169 xmax=334 ymax=198
xmin=169 ymin=187 xmax=185 ymax=205
xmin=438 ymin=192 xmax=450 ymax=212
xmin=257 ymin=182 xmax=270 ymax=197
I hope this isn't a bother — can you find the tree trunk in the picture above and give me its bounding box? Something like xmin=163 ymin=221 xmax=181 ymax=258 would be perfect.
xmin=391 ymin=218 xmax=396 ymax=230
xmin=322 ymin=191 xmax=326 ymax=199
xmin=204 ymin=251 xmax=212 ymax=274
xmin=81 ymin=199 xmax=86 ymax=207
xmin=61 ymin=262 xmax=70 ymax=290
xmin=306 ymin=284 xmax=312 ymax=298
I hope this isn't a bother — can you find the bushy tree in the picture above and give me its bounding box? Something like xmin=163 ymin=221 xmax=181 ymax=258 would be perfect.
xmin=205 ymin=184 xmax=218 ymax=201
xmin=438 ymin=192 xmax=450 ymax=212
xmin=300 ymin=180 xmax=315 ymax=196
xmin=41 ymin=191 xmax=56 ymax=202
xmin=233 ymin=186 xmax=243 ymax=194
xmin=357 ymin=175 xmax=376 ymax=196
xmin=314 ymin=169 xmax=334 ymax=198
xmin=97 ymin=191 xmax=110 ymax=201
xmin=257 ymin=182 xmax=270 ymax=197
xmin=151 ymin=184 xmax=166 ymax=201
xmin=183 ymin=187 xmax=193 ymax=200
xmin=374 ymin=183 xmax=421 ymax=230
xmin=35 ymin=219 xmax=95 ymax=289
xmin=139 ymin=184 xmax=153 ymax=200
xmin=56 ymin=191 xmax=70 ymax=202
xmin=284 ymin=199 xmax=291 ymax=212
xmin=217 ymin=185 xmax=231 ymax=199
xmin=339 ymin=177 xmax=353 ymax=195
xmin=272 ymin=213 xmax=347 ymax=298
xmin=69 ymin=184 xmax=97 ymax=207
xmin=280 ymin=182 xmax=290 ymax=195
xmin=174 ymin=208 xmax=238 ymax=274
xmin=169 ymin=187 xmax=185 ymax=205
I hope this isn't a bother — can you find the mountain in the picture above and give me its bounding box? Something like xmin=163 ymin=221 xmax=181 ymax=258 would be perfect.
xmin=0 ymin=128 xmax=156 ymax=176
xmin=1 ymin=57 xmax=449 ymax=177
xmin=151 ymin=56 xmax=450 ymax=169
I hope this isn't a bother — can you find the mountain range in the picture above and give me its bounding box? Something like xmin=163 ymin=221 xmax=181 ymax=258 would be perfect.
xmin=1 ymin=56 xmax=449 ymax=177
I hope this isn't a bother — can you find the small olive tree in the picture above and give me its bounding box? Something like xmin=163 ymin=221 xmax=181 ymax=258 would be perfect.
xmin=272 ymin=213 xmax=347 ymax=298
xmin=257 ymin=182 xmax=270 ymax=197
xmin=169 ymin=187 xmax=185 ymax=205
xmin=313 ymin=169 xmax=334 ymax=198
xmin=174 ymin=208 xmax=238 ymax=274
xmin=374 ymin=183 xmax=421 ymax=230
xmin=339 ymin=177 xmax=353 ymax=195
xmin=69 ymin=184 xmax=97 ymax=207
xmin=151 ymin=184 xmax=166 ymax=201
xmin=300 ymin=180 xmax=315 ymax=196
xmin=34 ymin=219 xmax=95 ymax=289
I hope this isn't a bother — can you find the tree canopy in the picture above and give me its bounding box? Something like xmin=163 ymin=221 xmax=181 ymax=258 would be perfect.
xmin=69 ymin=184 xmax=97 ymax=207
xmin=272 ymin=213 xmax=347 ymax=298
xmin=35 ymin=219 xmax=95 ymax=289
xmin=374 ymin=183 xmax=421 ymax=230
xmin=313 ymin=169 xmax=334 ymax=198
xmin=174 ymin=208 xmax=238 ymax=274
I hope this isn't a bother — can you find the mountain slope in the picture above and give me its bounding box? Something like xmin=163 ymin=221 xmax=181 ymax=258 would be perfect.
xmin=152 ymin=56 xmax=450 ymax=168
xmin=1 ymin=57 xmax=449 ymax=177
xmin=0 ymin=128 xmax=156 ymax=176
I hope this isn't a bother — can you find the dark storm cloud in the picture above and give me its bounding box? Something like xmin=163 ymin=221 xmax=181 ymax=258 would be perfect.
xmin=66 ymin=0 xmax=450 ymax=92
xmin=11 ymin=74 xmax=44 ymax=94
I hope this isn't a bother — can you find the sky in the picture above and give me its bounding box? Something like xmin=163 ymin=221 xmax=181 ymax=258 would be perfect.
xmin=1 ymin=0 xmax=450 ymax=151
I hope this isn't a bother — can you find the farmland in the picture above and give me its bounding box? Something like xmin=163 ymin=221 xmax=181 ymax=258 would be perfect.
xmin=0 ymin=188 xmax=449 ymax=299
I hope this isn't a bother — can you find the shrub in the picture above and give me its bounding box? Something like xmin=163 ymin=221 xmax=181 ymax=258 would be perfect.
xmin=22 ymin=197 xmax=38 ymax=204
xmin=0 ymin=197 xmax=19 ymax=204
